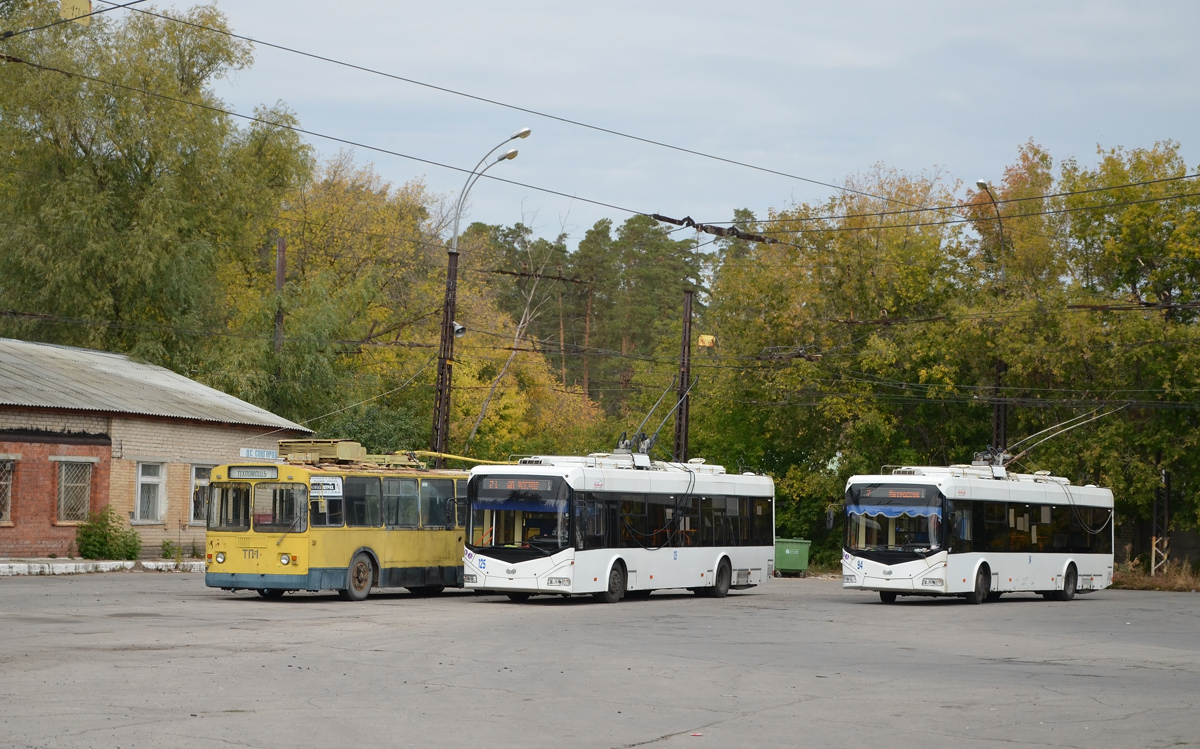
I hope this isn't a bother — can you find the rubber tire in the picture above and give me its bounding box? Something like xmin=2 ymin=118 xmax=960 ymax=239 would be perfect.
xmin=506 ymin=592 xmax=531 ymax=602
xmin=986 ymin=591 xmax=1003 ymax=602
xmin=1055 ymin=566 xmax=1078 ymax=602
xmin=257 ymin=588 xmax=285 ymax=599
xmin=965 ymin=567 xmax=990 ymax=605
xmin=706 ymin=559 xmax=732 ymax=599
xmin=338 ymin=552 xmax=374 ymax=602
xmin=879 ymin=591 xmax=898 ymax=604
xmin=407 ymin=585 xmax=446 ymax=597
xmin=594 ymin=564 xmax=626 ymax=603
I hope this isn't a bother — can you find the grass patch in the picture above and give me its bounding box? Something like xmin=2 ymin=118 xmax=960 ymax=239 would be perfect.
xmin=1112 ymin=553 xmax=1200 ymax=592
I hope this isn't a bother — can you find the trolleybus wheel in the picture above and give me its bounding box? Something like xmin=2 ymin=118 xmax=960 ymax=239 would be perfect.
xmin=879 ymin=591 xmax=897 ymax=604
xmin=1055 ymin=565 xmax=1077 ymax=602
xmin=257 ymin=588 xmax=285 ymax=599
xmin=338 ymin=552 xmax=374 ymax=602
xmin=966 ymin=566 xmax=989 ymax=605
xmin=595 ymin=563 xmax=626 ymax=603
xmin=506 ymin=593 xmax=531 ymax=602
xmin=706 ymin=559 xmax=732 ymax=599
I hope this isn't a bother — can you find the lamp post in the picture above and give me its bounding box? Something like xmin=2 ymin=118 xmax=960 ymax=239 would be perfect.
xmin=430 ymin=128 xmax=531 ymax=466
xmin=976 ymin=179 xmax=1008 ymax=458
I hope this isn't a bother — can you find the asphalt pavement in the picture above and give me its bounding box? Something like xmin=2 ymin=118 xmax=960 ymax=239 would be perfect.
xmin=1 ymin=572 xmax=1197 ymax=749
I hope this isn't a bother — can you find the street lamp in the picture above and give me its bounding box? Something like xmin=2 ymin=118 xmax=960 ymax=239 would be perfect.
xmin=976 ymin=179 xmax=1008 ymax=459
xmin=430 ymin=128 xmax=531 ymax=466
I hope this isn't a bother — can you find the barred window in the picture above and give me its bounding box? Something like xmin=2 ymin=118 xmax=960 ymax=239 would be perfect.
xmin=0 ymin=460 xmax=13 ymax=522
xmin=58 ymin=462 xmax=92 ymax=522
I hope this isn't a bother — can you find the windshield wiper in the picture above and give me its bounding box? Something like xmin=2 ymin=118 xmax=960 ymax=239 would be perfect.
xmin=276 ymin=515 xmax=302 ymax=545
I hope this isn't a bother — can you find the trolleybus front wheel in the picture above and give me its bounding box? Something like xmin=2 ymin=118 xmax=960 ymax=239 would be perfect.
xmin=879 ymin=591 xmax=897 ymax=604
xmin=595 ymin=563 xmax=626 ymax=603
xmin=338 ymin=552 xmax=374 ymax=602
xmin=965 ymin=566 xmax=990 ymax=605
xmin=1055 ymin=565 xmax=1077 ymax=602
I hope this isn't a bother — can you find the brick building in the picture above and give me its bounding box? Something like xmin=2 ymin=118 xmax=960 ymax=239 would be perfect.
xmin=0 ymin=338 xmax=310 ymax=558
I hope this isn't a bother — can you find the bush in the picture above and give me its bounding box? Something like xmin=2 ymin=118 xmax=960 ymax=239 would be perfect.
xmin=76 ymin=506 xmax=142 ymax=560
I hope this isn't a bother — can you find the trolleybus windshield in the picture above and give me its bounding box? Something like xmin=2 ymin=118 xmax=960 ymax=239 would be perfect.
xmin=846 ymin=484 xmax=943 ymax=553
xmin=469 ymin=476 xmax=569 ymax=555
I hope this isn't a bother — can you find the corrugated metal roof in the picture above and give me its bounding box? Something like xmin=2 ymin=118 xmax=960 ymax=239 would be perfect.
xmin=0 ymin=338 xmax=311 ymax=433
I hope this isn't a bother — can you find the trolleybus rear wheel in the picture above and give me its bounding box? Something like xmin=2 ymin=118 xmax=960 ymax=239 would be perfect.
xmin=879 ymin=591 xmax=897 ymax=604
xmin=706 ymin=559 xmax=732 ymax=599
xmin=338 ymin=552 xmax=374 ymax=601
xmin=257 ymin=588 xmax=285 ymax=599
xmin=966 ymin=566 xmax=989 ymax=604
xmin=1055 ymin=565 xmax=1077 ymax=602
xmin=595 ymin=564 xmax=626 ymax=603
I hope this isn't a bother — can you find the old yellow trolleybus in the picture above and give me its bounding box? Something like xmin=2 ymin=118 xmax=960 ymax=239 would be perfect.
xmin=205 ymin=440 xmax=469 ymax=600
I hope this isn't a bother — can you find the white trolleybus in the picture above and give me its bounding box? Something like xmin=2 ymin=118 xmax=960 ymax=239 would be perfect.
xmin=842 ymin=464 xmax=1113 ymax=604
xmin=462 ymin=452 xmax=775 ymax=602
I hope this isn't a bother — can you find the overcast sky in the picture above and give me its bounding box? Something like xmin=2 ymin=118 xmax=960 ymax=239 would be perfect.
xmin=159 ymin=1 xmax=1199 ymax=248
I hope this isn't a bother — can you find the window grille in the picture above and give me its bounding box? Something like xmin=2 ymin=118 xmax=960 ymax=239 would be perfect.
xmin=58 ymin=462 xmax=92 ymax=522
xmin=0 ymin=461 xmax=13 ymax=522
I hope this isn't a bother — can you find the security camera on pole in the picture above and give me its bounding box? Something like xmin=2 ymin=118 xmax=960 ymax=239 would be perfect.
xmin=430 ymin=128 xmax=531 ymax=467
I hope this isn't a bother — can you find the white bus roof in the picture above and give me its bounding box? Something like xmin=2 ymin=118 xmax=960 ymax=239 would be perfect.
xmin=469 ymin=453 xmax=774 ymax=495
xmin=846 ymin=465 xmax=1113 ymax=507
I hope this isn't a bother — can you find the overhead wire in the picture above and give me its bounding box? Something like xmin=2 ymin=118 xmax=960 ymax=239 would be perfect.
xmin=0 ymin=0 xmax=148 ymax=39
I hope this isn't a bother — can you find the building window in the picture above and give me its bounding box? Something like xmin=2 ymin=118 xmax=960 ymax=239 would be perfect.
xmin=57 ymin=462 xmax=92 ymax=523
xmin=0 ymin=460 xmax=13 ymax=523
xmin=136 ymin=463 xmax=163 ymax=522
xmin=191 ymin=466 xmax=213 ymax=525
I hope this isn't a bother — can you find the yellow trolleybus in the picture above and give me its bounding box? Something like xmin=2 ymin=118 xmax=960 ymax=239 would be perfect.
xmin=205 ymin=440 xmax=469 ymax=600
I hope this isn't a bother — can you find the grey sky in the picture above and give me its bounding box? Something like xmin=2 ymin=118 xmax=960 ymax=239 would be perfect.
xmin=169 ymin=1 xmax=1198 ymax=247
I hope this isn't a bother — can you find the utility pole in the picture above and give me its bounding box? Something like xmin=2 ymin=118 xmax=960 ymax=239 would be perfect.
xmin=1151 ymin=466 xmax=1170 ymax=575
xmin=673 ymin=290 xmax=693 ymax=462
xmin=582 ymin=287 xmax=592 ymax=400
xmin=275 ymin=235 xmax=285 ymax=383
xmin=430 ymin=249 xmax=460 ymax=467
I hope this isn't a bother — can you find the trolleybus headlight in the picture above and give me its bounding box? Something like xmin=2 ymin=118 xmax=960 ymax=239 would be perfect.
xmin=215 ymin=552 xmax=225 ymax=564
xmin=464 ymin=573 xmax=477 ymax=584
xmin=843 ymin=574 xmax=856 ymax=584
xmin=921 ymin=577 xmax=944 ymax=587
xmin=280 ymin=554 xmax=291 ymax=566
xmin=546 ymin=577 xmax=571 ymax=587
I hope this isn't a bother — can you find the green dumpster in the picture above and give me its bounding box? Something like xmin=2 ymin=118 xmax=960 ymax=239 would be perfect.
xmin=774 ymin=538 xmax=811 ymax=577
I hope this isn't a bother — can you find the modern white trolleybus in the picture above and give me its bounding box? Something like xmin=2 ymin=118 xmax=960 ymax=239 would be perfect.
xmin=842 ymin=464 xmax=1113 ymax=604
xmin=462 ymin=452 xmax=775 ymax=602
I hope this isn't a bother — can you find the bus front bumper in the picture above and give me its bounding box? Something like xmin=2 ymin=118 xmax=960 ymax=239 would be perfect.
xmin=205 ymin=568 xmax=346 ymax=591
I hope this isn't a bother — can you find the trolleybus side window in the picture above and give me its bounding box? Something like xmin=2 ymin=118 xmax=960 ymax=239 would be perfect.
xmin=384 ymin=478 xmax=419 ymax=528
xmin=421 ymin=479 xmax=454 ymax=529
xmin=619 ymin=494 xmax=648 ymax=548
xmin=346 ymin=477 xmax=382 ymax=527
xmin=455 ymin=479 xmax=468 ymax=529
xmin=252 ymin=483 xmax=308 ymax=533
xmin=209 ymin=482 xmax=251 ymax=530
xmin=751 ymin=497 xmax=773 ymax=546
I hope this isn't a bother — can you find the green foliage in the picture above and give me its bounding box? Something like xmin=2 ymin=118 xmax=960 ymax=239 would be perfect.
xmin=76 ymin=507 xmax=142 ymax=560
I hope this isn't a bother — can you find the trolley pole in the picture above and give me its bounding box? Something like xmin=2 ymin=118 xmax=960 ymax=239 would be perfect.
xmin=673 ymin=290 xmax=694 ymax=463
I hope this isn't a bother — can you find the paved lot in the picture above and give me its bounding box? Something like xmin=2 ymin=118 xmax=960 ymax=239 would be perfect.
xmin=1 ymin=573 xmax=1198 ymax=749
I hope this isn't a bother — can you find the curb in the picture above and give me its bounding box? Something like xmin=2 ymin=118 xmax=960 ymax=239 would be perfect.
xmin=0 ymin=560 xmax=205 ymax=576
